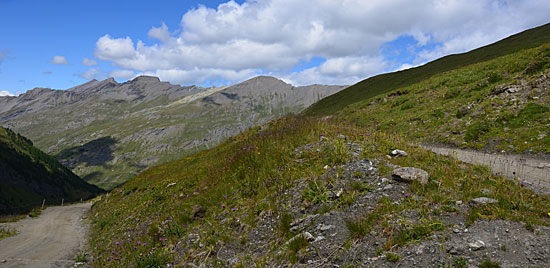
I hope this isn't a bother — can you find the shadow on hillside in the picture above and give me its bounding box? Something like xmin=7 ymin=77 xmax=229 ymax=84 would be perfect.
xmin=55 ymin=136 xmax=117 ymax=168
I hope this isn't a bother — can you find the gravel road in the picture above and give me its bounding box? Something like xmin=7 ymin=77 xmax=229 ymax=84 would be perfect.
xmin=0 ymin=202 xmax=92 ymax=268
xmin=424 ymin=145 xmax=550 ymax=194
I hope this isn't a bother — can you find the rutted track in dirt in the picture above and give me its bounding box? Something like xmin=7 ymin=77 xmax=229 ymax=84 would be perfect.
xmin=424 ymin=145 xmax=550 ymax=194
xmin=0 ymin=202 xmax=92 ymax=268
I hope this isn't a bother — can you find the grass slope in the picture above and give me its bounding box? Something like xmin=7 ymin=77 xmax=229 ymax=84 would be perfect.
xmin=342 ymin=44 xmax=550 ymax=154
xmin=0 ymin=127 xmax=103 ymax=215
xmin=306 ymin=23 xmax=550 ymax=116
xmin=89 ymin=118 xmax=549 ymax=266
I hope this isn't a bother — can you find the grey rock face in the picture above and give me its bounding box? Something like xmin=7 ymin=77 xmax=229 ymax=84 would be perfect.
xmin=392 ymin=167 xmax=429 ymax=185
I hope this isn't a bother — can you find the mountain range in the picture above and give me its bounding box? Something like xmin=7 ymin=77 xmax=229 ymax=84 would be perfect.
xmin=0 ymin=76 xmax=344 ymax=189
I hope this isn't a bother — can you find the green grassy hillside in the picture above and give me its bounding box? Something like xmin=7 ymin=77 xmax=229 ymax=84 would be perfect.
xmin=342 ymin=43 xmax=550 ymax=154
xmin=0 ymin=127 xmax=103 ymax=215
xmin=306 ymin=23 xmax=550 ymax=116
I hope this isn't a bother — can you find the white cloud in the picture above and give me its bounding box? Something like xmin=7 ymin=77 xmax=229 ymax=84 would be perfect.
xmin=95 ymin=35 xmax=136 ymax=61
xmin=0 ymin=90 xmax=14 ymax=97
xmin=109 ymin=69 xmax=135 ymax=80
xmin=93 ymin=0 xmax=550 ymax=86
xmin=51 ymin=55 xmax=70 ymax=65
xmin=75 ymin=68 xmax=102 ymax=80
xmin=82 ymin=57 xmax=98 ymax=66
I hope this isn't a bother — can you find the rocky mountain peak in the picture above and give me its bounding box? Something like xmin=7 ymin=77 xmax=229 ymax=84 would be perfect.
xmin=131 ymin=75 xmax=161 ymax=83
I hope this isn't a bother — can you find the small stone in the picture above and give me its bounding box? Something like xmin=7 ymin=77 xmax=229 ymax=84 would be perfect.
xmin=1 ymin=260 xmax=6 ymax=263
xmin=166 ymin=182 xmax=176 ymax=188
xmin=314 ymin=235 xmax=325 ymax=242
xmin=390 ymin=149 xmax=408 ymax=157
xmin=336 ymin=188 xmax=343 ymax=197
xmin=453 ymin=229 xmax=461 ymax=233
xmin=468 ymin=240 xmax=485 ymax=251
xmin=303 ymin=232 xmax=315 ymax=241
xmin=469 ymin=197 xmax=498 ymax=205
xmin=383 ymin=184 xmax=393 ymax=190
xmin=318 ymin=224 xmax=334 ymax=231
xmin=392 ymin=167 xmax=429 ymax=185
xmin=455 ymin=200 xmax=463 ymax=205
xmin=324 ymin=165 xmax=330 ymax=169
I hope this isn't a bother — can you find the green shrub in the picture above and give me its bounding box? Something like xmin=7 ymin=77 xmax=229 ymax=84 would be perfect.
xmin=386 ymin=252 xmax=401 ymax=262
xmin=479 ymin=258 xmax=501 ymax=268
xmin=465 ymin=122 xmax=490 ymax=142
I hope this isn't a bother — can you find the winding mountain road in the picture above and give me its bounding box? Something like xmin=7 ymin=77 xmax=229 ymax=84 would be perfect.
xmin=0 ymin=202 xmax=92 ymax=268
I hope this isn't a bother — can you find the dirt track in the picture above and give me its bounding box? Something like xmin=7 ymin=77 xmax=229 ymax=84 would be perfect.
xmin=0 ymin=202 xmax=92 ymax=268
xmin=424 ymin=145 xmax=550 ymax=194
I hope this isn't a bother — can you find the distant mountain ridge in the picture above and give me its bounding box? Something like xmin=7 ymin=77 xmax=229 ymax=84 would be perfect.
xmin=0 ymin=127 xmax=102 ymax=215
xmin=0 ymin=76 xmax=344 ymax=189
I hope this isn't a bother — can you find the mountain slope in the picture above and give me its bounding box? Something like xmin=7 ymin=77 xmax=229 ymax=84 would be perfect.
xmin=0 ymin=76 xmax=344 ymax=189
xmin=342 ymin=43 xmax=550 ymax=155
xmin=306 ymin=22 xmax=550 ymax=116
xmin=0 ymin=127 xmax=102 ymax=215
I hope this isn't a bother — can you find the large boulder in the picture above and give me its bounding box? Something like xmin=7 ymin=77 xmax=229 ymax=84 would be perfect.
xmin=392 ymin=167 xmax=429 ymax=185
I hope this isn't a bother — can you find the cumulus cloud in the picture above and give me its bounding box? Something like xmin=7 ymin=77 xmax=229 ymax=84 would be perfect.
xmin=93 ymin=0 xmax=550 ymax=85
xmin=0 ymin=90 xmax=14 ymax=97
xmin=109 ymin=69 xmax=135 ymax=80
xmin=50 ymin=55 xmax=70 ymax=65
xmin=75 ymin=68 xmax=102 ymax=80
xmin=82 ymin=57 xmax=98 ymax=66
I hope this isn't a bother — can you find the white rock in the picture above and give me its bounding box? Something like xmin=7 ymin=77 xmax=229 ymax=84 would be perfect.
xmin=469 ymin=197 xmax=498 ymax=205
xmin=468 ymin=240 xmax=485 ymax=250
xmin=391 ymin=149 xmax=408 ymax=157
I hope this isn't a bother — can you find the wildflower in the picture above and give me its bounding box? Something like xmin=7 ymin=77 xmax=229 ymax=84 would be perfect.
xmin=222 ymin=204 xmax=226 ymax=208
xmin=232 ymin=208 xmax=237 ymax=211
xmin=521 ymin=183 xmax=525 ymax=187
xmin=223 ymin=195 xmax=227 ymax=199
xmin=143 ymin=242 xmax=147 ymax=246
xmin=404 ymin=194 xmax=409 ymax=198
xmin=107 ymin=257 xmax=110 ymax=261
xmin=137 ymin=241 xmax=141 ymax=245
xmin=115 ymin=241 xmax=119 ymax=245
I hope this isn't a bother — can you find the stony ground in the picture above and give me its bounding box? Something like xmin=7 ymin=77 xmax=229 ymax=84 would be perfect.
xmin=194 ymin=139 xmax=550 ymax=267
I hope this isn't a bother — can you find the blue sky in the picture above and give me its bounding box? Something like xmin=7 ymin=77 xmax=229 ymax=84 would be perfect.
xmin=0 ymin=0 xmax=548 ymax=96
